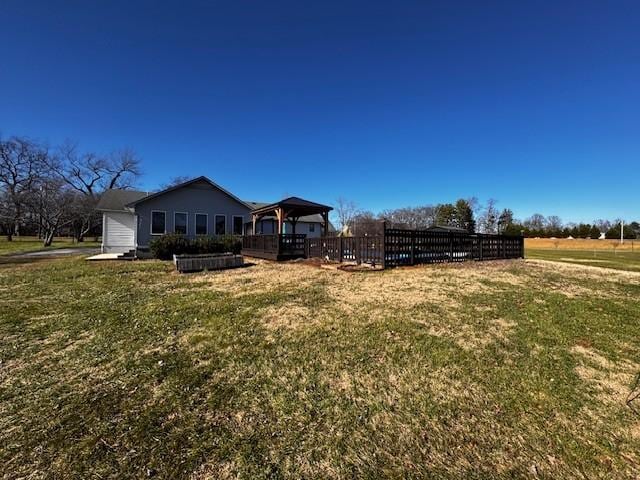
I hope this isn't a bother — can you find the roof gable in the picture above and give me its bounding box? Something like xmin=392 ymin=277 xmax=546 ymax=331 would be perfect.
xmin=126 ymin=176 xmax=251 ymax=209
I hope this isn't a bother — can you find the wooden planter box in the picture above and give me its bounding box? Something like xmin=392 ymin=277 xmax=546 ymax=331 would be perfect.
xmin=173 ymin=253 xmax=244 ymax=273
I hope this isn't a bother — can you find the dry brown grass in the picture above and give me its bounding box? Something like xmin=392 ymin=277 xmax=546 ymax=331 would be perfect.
xmin=526 ymin=237 xmax=637 ymax=251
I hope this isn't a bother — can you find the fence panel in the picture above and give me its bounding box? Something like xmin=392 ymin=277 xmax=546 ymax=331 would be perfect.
xmin=302 ymin=230 xmax=523 ymax=268
xmin=305 ymin=236 xmax=385 ymax=266
xmin=383 ymin=228 xmax=523 ymax=267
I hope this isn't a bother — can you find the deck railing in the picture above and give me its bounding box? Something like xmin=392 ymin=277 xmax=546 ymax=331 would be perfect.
xmin=241 ymin=234 xmax=307 ymax=259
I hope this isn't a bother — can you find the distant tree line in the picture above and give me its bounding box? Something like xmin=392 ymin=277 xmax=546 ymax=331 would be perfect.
xmin=0 ymin=136 xmax=140 ymax=245
xmin=336 ymin=196 xmax=639 ymax=240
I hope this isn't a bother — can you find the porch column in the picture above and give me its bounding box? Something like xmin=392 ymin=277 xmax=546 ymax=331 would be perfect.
xmin=289 ymin=216 xmax=299 ymax=235
xmin=276 ymin=207 xmax=284 ymax=234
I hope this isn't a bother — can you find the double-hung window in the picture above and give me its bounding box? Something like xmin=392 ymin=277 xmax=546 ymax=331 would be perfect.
xmin=174 ymin=212 xmax=188 ymax=234
xmin=195 ymin=213 xmax=208 ymax=235
xmin=151 ymin=211 xmax=166 ymax=235
xmin=233 ymin=216 xmax=244 ymax=235
xmin=215 ymin=215 xmax=226 ymax=235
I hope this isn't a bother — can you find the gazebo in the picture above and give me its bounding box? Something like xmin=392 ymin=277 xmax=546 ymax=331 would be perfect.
xmin=241 ymin=197 xmax=333 ymax=260
xmin=249 ymin=197 xmax=333 ymax=237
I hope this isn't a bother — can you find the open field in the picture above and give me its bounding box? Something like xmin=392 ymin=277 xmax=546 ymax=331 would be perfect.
xmin=0 ymin=236 xmax=100 ymax=256
xmin=526 ymin=237 xmax=637 ymax=251
xmin=1 ymin=256 xmax=639 ymax=478
xmin=527 ymin=249 xmax=640 ymax=272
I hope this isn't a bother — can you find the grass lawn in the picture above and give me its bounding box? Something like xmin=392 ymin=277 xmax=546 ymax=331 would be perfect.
xmin=0 ymin=236 xmax=100 ymax=256
xmin=527 ymin=248 xmax=640 ymax=272
xmin=1 ymin=257 xmax=639 ymax=478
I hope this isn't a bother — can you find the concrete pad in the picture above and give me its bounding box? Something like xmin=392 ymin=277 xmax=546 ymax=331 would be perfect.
xmin=86 ymin=253 xmax=123 ymax=261
xmin=12 ymin=247 xmax=100 ymax=258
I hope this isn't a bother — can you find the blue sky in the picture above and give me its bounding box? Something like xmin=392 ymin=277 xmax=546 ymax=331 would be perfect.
xmin=1 ymin=1 xmax=638 ymax=223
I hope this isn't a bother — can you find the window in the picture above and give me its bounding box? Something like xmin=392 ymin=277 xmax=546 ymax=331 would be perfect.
xmin=215 ymin=215 xmax=226 ymax=235
xmin=195 ymin=213 xmax=208 ymax=235
xmin=309 ymin=223 xmax=315 ymax=232
xmin=151 ymin=211 xmax=166 ymax=235
xmin=174 ymin=212 xmax=187 ymax=234
xmin=233 ymin=216 xmax=244 ymax=235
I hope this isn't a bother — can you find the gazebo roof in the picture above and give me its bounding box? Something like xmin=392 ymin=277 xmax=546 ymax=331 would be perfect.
xmin=250 ymin=196 xmax=333 ymax=218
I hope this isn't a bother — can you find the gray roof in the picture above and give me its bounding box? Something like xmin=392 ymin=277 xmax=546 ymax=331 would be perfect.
xmin=96 ymin=189 xmax=149 ymax=211
xmin=244 ymin=200 xmax=335 ymax=230
xmin=426 ymin=225 xmax=469 ymax=233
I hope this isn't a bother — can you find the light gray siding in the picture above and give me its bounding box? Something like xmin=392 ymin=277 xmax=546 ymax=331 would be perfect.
xmin=134 ymin=179 xmax=251 ymax=247
xmin=252 ymin=219 xmax=323 ymax=237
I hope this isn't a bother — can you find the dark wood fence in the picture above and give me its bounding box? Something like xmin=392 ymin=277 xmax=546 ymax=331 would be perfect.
xmin=383 ymin=229 xmax=523 ymax=267
xmin=243 ymin=229 xmax=523 ymax=267
xmin=305 ymin=236 xmax=385 ymax=266
xmin=304 ymin=229 xmax=523 ymax=267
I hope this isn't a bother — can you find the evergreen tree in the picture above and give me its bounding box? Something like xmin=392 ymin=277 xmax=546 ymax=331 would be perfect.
xmin=454 ymin=199 xmax=475 ymax=233
xmin=497 ymin=208 xmax=514 ymax=233
xmin=434 ymin=203 xmax=457 ymax=226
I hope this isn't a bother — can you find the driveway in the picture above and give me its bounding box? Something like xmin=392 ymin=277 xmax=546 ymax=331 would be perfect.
xmin=9 ymin=247 xmax=100 ymax=258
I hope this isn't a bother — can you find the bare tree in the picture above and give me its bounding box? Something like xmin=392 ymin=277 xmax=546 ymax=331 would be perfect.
xmin=50 ymin=142 xmax=141 ymax=240
xmin=334 ymin=197 xmax=360 ymax=234
xmin=546 ymin=215 xmax=563 ymax=236
xmin=27 ymin=179 xmax=75 ymax=246
xmin=0 ymin=137 xmax=48 ymax=240
xmin=160 ymin=176 xmax=192 ymax=190
xmin=479 ymin=199 xmax=499 ymax=234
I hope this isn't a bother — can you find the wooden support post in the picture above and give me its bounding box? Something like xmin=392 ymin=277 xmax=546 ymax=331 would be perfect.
xmin=276 ymin=208 xmax=284 ymax=235
xmin=289 ymin=216 xmax=299 ymax=235
xmin=339 ymin=236 xmax=343 ymax=263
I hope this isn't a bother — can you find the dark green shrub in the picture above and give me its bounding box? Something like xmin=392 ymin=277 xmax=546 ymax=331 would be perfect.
xmin=150 ymin=234 xmax=191 ymax=260
xmin=150 ymin=234 xmax=242 ymax=260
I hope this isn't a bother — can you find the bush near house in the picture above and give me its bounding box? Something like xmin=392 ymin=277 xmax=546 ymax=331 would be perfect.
xmin=150 ymin=234 xmax=241 ymax=260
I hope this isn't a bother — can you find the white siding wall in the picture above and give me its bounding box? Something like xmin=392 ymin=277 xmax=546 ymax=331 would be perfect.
xmin=102 ymin=212 xmax=136 ymax=253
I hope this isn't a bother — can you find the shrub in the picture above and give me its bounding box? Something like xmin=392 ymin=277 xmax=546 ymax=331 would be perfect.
xmin=150 ymin=234 xmax=242 ymax=260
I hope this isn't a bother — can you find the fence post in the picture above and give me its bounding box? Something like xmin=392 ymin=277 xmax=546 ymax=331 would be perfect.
xmin=479 ymin=235 xmax=483 ymax=261
xmin=410 ymin=230 xmax=415 ymax=265
xmin=382 ymin=221 xmax=387 ymax=269
xmin=339 ymin=237 xmax=343 ymax=263
xmin=449 ymin=233 xmax=454 ymax=260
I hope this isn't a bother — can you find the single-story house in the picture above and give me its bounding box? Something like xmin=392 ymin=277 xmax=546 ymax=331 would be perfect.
xmin=96 ymin=176 xmax=335 ymax=254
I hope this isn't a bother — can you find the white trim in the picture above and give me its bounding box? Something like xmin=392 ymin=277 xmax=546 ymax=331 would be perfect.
xmin=232 ymin=215 xmax=244 ymax=235
xmin=214 ymin=214 xmax=227 ymax=235
xmin=134 ymin=214 xmax=138 ymax=249
xmin=150 ymin=210 xmax=167 ymax=235
xmin=194 ymin=212 xmax=208 ymax=235
xmin=174 ymin=211 xmax=188 ymax=235
xmin=101 ymin=212 xmax=107 ymax=253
